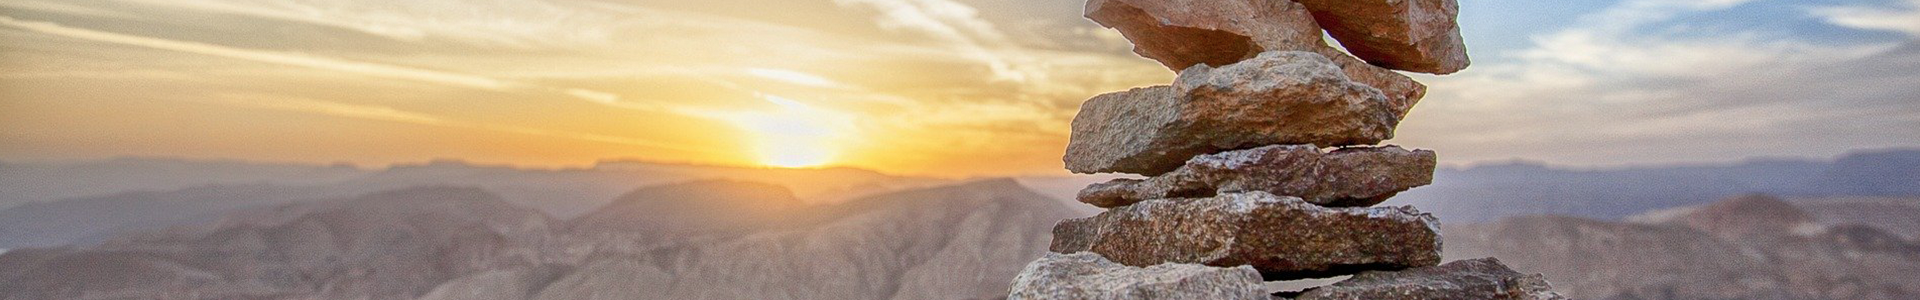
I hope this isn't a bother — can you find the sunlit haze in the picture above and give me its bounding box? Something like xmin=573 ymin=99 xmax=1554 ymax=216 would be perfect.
xmin=3 ymin=0 xmax=1919 ymax=176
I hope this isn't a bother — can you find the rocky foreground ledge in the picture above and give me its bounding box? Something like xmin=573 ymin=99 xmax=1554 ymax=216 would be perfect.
xmin=1011 ymin=254 xmax=1565 ymax=300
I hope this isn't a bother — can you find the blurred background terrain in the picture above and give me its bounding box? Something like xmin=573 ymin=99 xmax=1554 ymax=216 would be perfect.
xmin=1 ymin=148 xmax=1917 ymax=299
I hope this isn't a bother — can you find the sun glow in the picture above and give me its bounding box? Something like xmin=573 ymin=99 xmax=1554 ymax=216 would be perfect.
xmin=746 ymin=68 xmax=849 ymax=89
xmin=722 ymin=93 xmax=855 ymax=168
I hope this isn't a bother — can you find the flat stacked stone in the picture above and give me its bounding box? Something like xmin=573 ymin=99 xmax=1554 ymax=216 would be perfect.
xmin=1050 ymin=192 xmax=1440 ymax=280
xmin=1065 ymin=51 xmax=1399 ymax=176
xmin=1011 ymin=0 xmax=1564 ymax=297
xmin=1289 ymin=258 xmax=1568 ymax=299
xmin=1078 ymin=144 xmax=1436 ymax=208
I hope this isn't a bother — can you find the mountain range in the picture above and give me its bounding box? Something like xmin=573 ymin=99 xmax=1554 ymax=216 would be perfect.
xmin=0 ymin=159 xmax=952 ymax=249
xmin=1391 ymin=148 xmax=1920 ymax=222
xmin=0 ymin=179 xmax=1084 ymax=300
xmin=1446 ymin=194 xmax=1920 ymax=300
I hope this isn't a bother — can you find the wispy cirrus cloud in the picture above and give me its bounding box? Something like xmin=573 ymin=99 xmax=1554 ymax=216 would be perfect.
xmin=112 ymin=0 xmax=622 ymax=48
xmin=201 ymin=94 xmax=710 ymax=154
xmin=830 ymin=0 xmax=1048 ymax=83
xmin=0 ymin=15 xmax=657 ymax=109
xmin=5 ymin=0 xmax=1915 ymax=175
xmin=1399 ymin=0 xmax=1920 ymax=167
xmin=1812 ymin=0 xmax=1920 ymax=37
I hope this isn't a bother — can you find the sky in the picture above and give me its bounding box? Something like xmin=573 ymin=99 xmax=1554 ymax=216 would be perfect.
xmin=1 ymin=0 xmax=1917 ymax=176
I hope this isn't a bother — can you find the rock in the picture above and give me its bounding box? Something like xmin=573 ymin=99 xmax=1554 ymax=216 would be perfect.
xmin=1051 ymin=192 xmax=1441 ymax=280
xmin=1084 ymin=0 xmax=1321 ymax=70
xmin=1292 ymin=258 xmax=1566 ymax=300
xmin=1294 ymin=0 xmax=1470 ymax=74
xmin=1319 ymin=48 xmax=1427 ymax=119
xmin=1065 ymin=51 xmax=1398 ymax=175
xmin=1007 ymin=252 xmax=1268 ymax=300
xmin=1084 ymin=0 xmax=1427 ymax=117
xmin=1079 ymin=145 xmax=1435 ymax=208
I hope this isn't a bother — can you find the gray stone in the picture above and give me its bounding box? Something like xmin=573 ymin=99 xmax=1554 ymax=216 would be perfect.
xmin=1065 ymin=51 xmax=1398 ymax=175
xmin=1291 ymin=258 xmax=1567 ymax=300
xmin=1007 ymin=252 xmax=1267 ymax=300
xmin=1079 ymin=145 xmax=1436 ymax=208
xmin=1051 ymin=192 xmax=1442 ymax=280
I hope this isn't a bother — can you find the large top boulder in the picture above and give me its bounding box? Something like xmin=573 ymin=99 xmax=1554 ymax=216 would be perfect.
xmin=1085 ymin=0 xmax=1428 ymax=116
xmin=1066 ymin=51 xmax=1398 ymax=175
xmin=1294 ymin=0 xmax=1470 ymax=74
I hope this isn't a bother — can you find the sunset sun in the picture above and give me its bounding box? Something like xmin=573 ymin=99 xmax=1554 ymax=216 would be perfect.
xmin=720 ymin=93 xmax=854 ymax=168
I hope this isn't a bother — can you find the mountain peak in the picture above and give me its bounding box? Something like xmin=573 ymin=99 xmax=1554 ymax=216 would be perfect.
xmin=606 ymin=180 xmax=800 ymax=207
xmin=567 ymin=180 xmax=805 ymax=236
xmin=1667 ymin=194 xmax=1815 ymax=240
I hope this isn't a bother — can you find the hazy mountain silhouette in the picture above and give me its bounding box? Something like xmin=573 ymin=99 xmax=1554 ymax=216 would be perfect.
xmin=0 ymin=187 xmax=558 ymax=300
xmin=0 ymin=159 xmax=947 ymax=249
xmin=0 ymin=157 xmax=366 ymax=209
xmin=0 ymin=184 xmax=359 ymax=248
xmin=0 ymin=179 xmax=1084 ymax=300
xmin=1393 ymin=148 xmax=1920 ymax=222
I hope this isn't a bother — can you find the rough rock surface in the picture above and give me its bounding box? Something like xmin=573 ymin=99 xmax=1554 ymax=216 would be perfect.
xmin=1294 ymin=0 xmax=1470 ymax=74
xmin=1050 ymin=192 xmax=1441 ymax=280
xmin=1007 ymin=252 xmax=1267 ymax=300
xmin=1078 ymin=145 xmax=1435 ymax=208
xmin=1084 ymin=0 xmax=1426 ymax=116
xmin=1065 ymin=51 xmax=1398 ymax=175
xmin=1290 ymin=258 xmax=1566 ymax=299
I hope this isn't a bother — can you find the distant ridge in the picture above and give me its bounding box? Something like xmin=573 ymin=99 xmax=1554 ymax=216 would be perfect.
xmin=0 ymin=159 xmax=946 ymax=249
xmin=0 ymin=178 xmax=1081 ymax=300
xmin=1448 ymin=194 xmax=1920 ymax=299
xmin=1391 ymin=148 xmax=1920 ymax=222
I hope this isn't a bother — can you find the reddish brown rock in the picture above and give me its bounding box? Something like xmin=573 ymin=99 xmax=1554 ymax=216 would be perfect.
xmin=1064 ymin=51 xmax=1398 ymax=175
xmin=1291 ymin=258 xmax=1567 ymax=300
xmin=1050 ymin=192 xmax=1441 ymax=280
xmin=1078 ymin=145 xmax=1435 ymax=208
xmin=1084 ymin=0 xmax=1427 ymax=116
xmin=1295 ymin=0 xmax=1470 ymax=75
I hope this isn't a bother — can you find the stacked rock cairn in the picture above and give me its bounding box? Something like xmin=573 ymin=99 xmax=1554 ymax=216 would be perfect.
xmin=1008 ymin=0 xmax=1569 ymax=299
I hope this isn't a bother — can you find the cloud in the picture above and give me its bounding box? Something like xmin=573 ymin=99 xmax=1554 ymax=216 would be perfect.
xmin=0 ymin=1 xmax=135 ymax=19
xmin=108 ymin=0 xmax=621 ymax=48
xmin=1398 ymin=0 xmax=1920 ymax=166
xmin=0 ymin=15 xmax=656 ymax=109
xmin=830 ymin=0 xmax=1047 ymax=83
xmin=202 ymin=94 xmax=710 ymax=154
xmin=746 ymin=68 xmax=855 ymax=89
xmin=1812 ymin=0 xmax=1920 ymax=37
